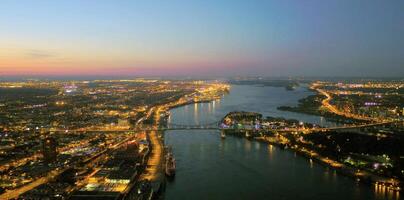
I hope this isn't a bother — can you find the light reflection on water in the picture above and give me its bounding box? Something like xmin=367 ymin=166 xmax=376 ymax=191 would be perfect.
xmin=374 ymin=184 xmax=401 ymax=200
xmin=165 ymin=85 xmax=397 ymax=200
xmin=268 ymin=145 xmax=273 ymax=160
xmin=193 ymin=103 xmax=198 ymax=124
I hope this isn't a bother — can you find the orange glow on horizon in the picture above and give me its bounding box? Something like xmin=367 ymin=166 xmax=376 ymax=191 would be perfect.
xmin=0 ymin=47 xmax=256 ymax=76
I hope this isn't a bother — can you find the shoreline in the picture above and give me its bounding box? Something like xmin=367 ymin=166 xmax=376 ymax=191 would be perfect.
xmin=277 ymin=95 xmax=369 ymax=124
xmin=223 ymin=130 xmax=401 ymax=193
xmin=163 ymin=86 xmax=402 ymax=197
xmin=168 ymin=90 xmax=401 ymax=191
xmin=167 ymin=99 xmax=216 ymax=110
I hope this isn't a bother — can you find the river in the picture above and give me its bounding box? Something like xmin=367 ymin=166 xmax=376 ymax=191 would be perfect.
xmin=164 ymin=85 xmax=396 ymax=200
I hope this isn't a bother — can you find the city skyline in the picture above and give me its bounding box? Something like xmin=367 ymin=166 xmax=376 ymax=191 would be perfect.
xmin=1 ymin=2 xmax=403 ymax=198
xmin=1 ymin=0 xmax=404 ymax=77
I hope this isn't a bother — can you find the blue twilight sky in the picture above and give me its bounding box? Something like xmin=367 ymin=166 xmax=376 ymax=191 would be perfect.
xmin=0 ymin=0 xmax=403 ymax=77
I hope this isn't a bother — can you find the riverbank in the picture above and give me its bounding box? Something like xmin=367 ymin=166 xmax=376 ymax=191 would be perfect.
xmin=168 ymin=98 xmax=218 ymax=110
xmin=222 ymin=128 xmax=401 ymax=194
xmin=277 ymin=94 xmax=369 ymax=124
xmin=165 ymin=84 xmax=396 ymax=200
xmin=220 ymin=109 xmax=402 ymax=194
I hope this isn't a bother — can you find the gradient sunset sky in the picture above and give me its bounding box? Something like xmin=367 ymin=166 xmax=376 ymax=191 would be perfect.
xmin=1 ymin=0 xmax=403 ymax=77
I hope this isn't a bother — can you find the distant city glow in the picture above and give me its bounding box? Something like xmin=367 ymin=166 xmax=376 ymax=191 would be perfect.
xmin=0 ymin=1 xmax=403 ymax=77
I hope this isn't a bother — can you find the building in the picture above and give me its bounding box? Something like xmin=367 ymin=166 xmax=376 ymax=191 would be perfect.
xmin=43 ymin=136 xmax=58 ymax=163
xmin=117 ymin=119 xmax=129 ymax=127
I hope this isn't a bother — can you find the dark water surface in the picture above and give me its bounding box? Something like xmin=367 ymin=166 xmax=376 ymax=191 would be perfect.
xmin=164 ymin=85 xmax=397 ymax=200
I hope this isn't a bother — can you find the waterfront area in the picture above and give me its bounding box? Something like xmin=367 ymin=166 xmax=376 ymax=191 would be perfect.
xmin=164 ymin=84 xmax=402 ymax=200
xmin=221 ymin=111 xmax=402 ymax=191
xmin=279 ymin=80 xmax=404 ymax=124
xmin=2 ymin=1 xmax=404 ymax=199
xmin=0 ymin=79 xmax=229 ymax=199
xmin=0 ymin=80 xmax=403 ymax=199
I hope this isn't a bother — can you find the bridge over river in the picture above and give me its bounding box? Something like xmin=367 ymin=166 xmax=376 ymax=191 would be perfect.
xmin=48 ymin=120 xmax=402 ymax=133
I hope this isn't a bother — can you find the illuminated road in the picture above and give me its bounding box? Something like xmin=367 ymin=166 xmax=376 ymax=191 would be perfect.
xmin=0 ymin=132 xmax=136 ymax=199
xmin=140 ymin=130 xmax=163 ymax=181
xmin=0 ymin=136 xmax=98 ymax=173
xmin=0 ymin=153 xmax=41 ymax=172
xmin=0 ymin=169 xmax=65 ymax=200
xmin=140 ymin=106 xmax=164 ymax=181
xmin=312 ymin=83 xmax=379 ymax=122
xmin=0 ymin=82 xmax=229 ymax=198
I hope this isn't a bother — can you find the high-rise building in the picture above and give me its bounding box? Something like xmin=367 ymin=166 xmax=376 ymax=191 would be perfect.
xmin=43 ymin=136 xmax=58 ymax=163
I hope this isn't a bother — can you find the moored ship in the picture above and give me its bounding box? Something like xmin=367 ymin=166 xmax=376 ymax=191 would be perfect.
xmin=165 ymin=150 xmax=176 ymax=177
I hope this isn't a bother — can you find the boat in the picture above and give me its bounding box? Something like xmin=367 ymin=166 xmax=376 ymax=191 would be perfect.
xmin=165 ymin=151 xmax=176 ymax=177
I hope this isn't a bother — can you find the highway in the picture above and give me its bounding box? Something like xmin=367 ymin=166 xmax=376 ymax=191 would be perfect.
xmin=140 ymin=106 xmax=164 ymax=182
xmin=0 ymin=131 xmax=137 ymax=199
xmin=312 ymin=83 xmax=377 ymax=122
xmin=0 ymin=169 xmax=65 ymax=199
xmin=140 ymin=130 xmax=163 ymax=182
xmin=0 ymin=106 xmax=163 ymax=199
xmin=0 ymin=153 xmax=42 ymax=172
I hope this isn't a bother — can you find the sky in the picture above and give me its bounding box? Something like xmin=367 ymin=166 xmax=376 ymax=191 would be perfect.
xmin=0 ymin=0 xmax=403 ymax=77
